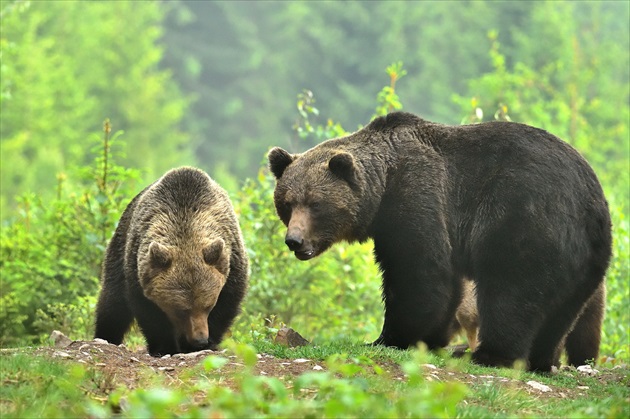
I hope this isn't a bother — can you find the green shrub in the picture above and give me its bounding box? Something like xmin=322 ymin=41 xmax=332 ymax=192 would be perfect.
xmin=0 ymin=120 xmax=141 ymax=346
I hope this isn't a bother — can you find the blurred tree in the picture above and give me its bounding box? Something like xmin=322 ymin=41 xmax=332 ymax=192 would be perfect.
xmin=0 ymin=0 xmax=191 ymax=215
xmin=454 ymin=1 xmax=629 ymax=197
xmin=161 ymin=0 xmax=495 ymax=178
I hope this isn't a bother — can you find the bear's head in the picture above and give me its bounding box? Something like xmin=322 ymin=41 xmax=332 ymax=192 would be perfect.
xmin=268 ymin=146 xmax=361 ymax=260
xmin=139 ymin=237 xmax=229 ymax=349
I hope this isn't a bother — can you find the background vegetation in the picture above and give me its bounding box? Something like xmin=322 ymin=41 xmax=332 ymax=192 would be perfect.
xmin=1 ymin=0 xmax=628 ymax=364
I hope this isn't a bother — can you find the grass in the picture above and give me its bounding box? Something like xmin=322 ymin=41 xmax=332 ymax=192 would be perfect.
xmin=1 ymin=341 xmax=628 ymax=418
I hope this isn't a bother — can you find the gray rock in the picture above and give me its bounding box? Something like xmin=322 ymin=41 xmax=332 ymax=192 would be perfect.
xmin=49 ymin=330 xmax=72 ymax=348
xmin=274 ymin=327 xmax=309 ymax=347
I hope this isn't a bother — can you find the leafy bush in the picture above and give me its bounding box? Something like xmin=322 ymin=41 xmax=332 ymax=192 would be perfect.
xmin=0 ymin=121 xmax=141 ymax=345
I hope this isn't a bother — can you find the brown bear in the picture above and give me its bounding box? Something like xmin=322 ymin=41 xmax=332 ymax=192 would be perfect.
xmin=268 ymin=111 xmax=611 ymax=372
xmin=94 ymin=167 xmax=248 ymax=356
xmin=454 ymin=280 xmax=606 ymax=366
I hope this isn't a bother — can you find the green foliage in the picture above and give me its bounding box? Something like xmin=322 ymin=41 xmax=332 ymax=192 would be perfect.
xmin=0 ymin=353 xmax=94 ymax=418
xmin=374 ymin=61 xmax=407 ymax=117
xmin=0 ymin=121 xmax=141 ymax=346
xmin=0 ymin=0 xmax=191 ymax=216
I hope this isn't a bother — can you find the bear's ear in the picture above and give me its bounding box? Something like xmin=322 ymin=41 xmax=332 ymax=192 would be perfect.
xmin=268 ymin=147 xmax=294 ymax=179
xmin=203 ymin=238 xmax=225 ymax=266
xmin=149 ymin=242 xmax=172 ymax=270
xmin=328 ymin=152 xmax=356 ymax=184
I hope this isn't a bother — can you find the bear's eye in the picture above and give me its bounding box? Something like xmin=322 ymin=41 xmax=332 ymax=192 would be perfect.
xmin=281 ymin=201 xmax=293 ymax=214
xmin=310 ymin=202 xmax=321 ymax=212
xmin=175 ymin=309 xmax=191 ymax=319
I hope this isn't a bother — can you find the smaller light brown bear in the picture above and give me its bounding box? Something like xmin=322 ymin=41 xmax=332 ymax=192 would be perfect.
xmin=94 ymin=167 xmax=248 ymax=356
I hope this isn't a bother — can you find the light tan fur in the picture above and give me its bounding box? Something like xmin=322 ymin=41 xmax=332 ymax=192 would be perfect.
xmin=456 ymin=279 xmax=479 ymax=351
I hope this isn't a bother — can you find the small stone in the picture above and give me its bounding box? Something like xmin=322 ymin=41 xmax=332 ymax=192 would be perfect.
xmin=93 ymin=338 xmax=109 ymax=345
xmin=527 ymin=380 xmax=552 ymax=392
xmin=176 ymin=349 xmax=213 ymax=359
xmin=422 ymin=363 xmax=437 ymax=370
xmin=158 ymin=366 xmax=174 ymax=372
xmin=130 ymin=357 xmax=141 ymax=363
xmin=50 ymin=330 xmax=73 ymax=348
xmin=576 ymin=365 xmax=599 ymax=376
xmin=260 ymin=371 xmax=267 ymax=375
xmin=293 ymin=358 xmax=310 ymax=363
xmin=577 ymin=385 xmax=589 ymax=390
xmin=161 ymin=354 xmax=171 ymax=359
xmin=95 ymin=363 xmax=107 ymax=367
xmin=274 ymin=327 xmax=310 ymax=347
xmin=52 ymin=351 xmax=71 ymax=358
xmin=313 ymin=365 xmax=324 ymax=371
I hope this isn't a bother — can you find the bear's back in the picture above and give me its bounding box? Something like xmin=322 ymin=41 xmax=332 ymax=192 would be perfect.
xmin=147 ymin=167 xmax=228 ymax=213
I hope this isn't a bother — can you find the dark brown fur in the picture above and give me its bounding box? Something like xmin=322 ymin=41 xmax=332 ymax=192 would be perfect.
xmin=94 ymin=167 xmax=248 ymax=356
xmin=268 ymin=111 xmax=611 ymax=372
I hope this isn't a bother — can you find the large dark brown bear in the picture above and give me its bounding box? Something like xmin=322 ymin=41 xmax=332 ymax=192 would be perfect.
xmin=94 ymin=167 xmax=249 ymax=356
xmin=268 ymin=112 xmax=611 ymax=372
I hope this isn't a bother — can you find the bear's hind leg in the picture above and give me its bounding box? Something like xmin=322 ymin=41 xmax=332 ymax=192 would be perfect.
xmin=528 ymin=281 xmax=604 ymax=371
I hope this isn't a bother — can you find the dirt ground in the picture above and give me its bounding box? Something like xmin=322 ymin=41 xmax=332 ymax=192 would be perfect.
xmin=11 ymin=332 xmax=623 ymax=406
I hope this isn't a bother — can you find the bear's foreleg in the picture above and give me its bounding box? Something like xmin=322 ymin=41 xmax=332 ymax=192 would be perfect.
xmin=206 ymin=254 xmax=248 ymax=349
xmin=131 ymin=297 xmax=180 ymax=356
xmin=372 ymin=229 xmax=460 ymax=350
xmin=94 ymin=250 xmax=133 ymax=345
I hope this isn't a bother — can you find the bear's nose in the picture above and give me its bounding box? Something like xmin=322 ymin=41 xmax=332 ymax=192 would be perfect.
xmin=285 ymin=235 xmax=303 ymax=251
